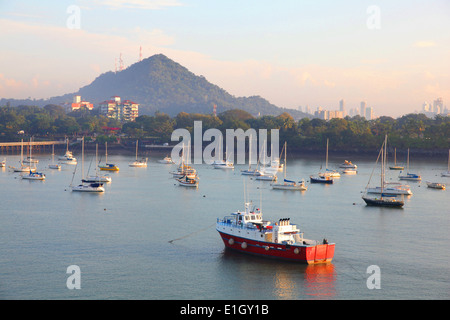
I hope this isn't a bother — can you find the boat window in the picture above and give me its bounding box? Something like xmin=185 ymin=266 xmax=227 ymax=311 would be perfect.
xmin=251 ymin=215 xmax=256 ymax=220
xmin=244 ymin=216 xmax=248 ymax=221
xmin=257 ymin=215 xmax=261 ymax=220
xmin=238 ymin=216 xmax=242 ymax=221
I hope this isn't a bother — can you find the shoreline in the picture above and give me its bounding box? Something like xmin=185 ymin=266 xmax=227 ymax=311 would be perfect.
xmin=3 ymin=143 xmax=447 ymax=160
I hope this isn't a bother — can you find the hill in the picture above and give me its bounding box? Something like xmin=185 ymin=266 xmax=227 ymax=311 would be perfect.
xmin=1 ymin=54 xmax=310 ymax=119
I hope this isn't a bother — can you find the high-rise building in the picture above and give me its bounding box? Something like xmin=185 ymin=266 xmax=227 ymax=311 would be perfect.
xmin=365 ymin=107 xmax=374 ymax=120
xmin=360 ymin=101 xmax=367 ymax=119
xmin=339 ymin=99 xmax=346 ymax=117
xmin=99 ymin=96 xmax=139 ymax=122
xmin=433 ymin=97 xmax=443 ymax=113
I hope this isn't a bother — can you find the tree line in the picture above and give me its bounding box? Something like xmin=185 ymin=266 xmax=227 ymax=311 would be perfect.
xmin=0 ymin=104 xmax=449 ymax=151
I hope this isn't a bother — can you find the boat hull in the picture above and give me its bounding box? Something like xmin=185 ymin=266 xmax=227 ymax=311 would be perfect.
xmin=271 ymin=183 xmax=307 ymax=191
xmin=217 ymin=230 xmax=334 ymax=264
xmin=362 ymin=197 xmax=404 ymax=208
xmin=310 ymin=176 xmax=333 ymax=184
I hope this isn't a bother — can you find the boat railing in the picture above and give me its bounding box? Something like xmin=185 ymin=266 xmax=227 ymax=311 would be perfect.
xmin=217 ymin=218 xmax=259 ymax=230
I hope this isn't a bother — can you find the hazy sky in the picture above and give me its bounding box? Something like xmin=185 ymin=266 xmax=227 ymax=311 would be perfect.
xmin=0 ymin=0 xmax=449 ymax=117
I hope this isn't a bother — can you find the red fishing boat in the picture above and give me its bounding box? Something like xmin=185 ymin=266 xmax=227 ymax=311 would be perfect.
xmin=216 ymin=202 xmax=335 ymax=264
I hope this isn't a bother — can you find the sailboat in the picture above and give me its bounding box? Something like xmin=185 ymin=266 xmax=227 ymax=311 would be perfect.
xmin=323 ymin=139 xmax=340 ymax=177
xmin=9 ymin=139 xmax=37 ymax=173
xmin=310 ymin=139 xmax=334 ymax=183
xmin=441 ymin=149 xmax=450 ymax=177
xmin=99 ymin=142 xmax=119 ymax=171
xmin=82 ymin=144 xmax=112 ymax=183
xmin=241 ymin=135 xmax=261 ymax=176
xmin=158 ymin=156 xmax=174 ymax=164
xmin=212 ymin=137 xmax=234 ymax=169
xmin=71 ymin=137 xmax=105 ymax=193
xmin=59 ymin=138 xmax=77 ymax=164
xmin=362 ymin=135 xmax=404 ymax=208
xmin=0 ymin=158 xmax=5 ymax=167
xmin=129 ymin=140 xmax=148 ymax=167
xmin=48 ymin=144 xmax=61 ymax=170
xmin=272 ymin=142 xmax=307 ymax=191
xmin=389 ymin=148 xmax=404 ymax=170
xmin=176 ymin=174 xmax=199 ymax=187
xmin=398 ymin=149 xmax=421 ymax=181
xmin=255 ymin=142 xmax=277 ymax=181
xmin=170 ymin=144 xmax=198 ymax=179
xmin=22 ymin=138 xmax=45 ymax=180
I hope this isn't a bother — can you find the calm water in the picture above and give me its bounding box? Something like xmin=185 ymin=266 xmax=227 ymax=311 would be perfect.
xmin=0 ymin=149 xmax=449 ymax=300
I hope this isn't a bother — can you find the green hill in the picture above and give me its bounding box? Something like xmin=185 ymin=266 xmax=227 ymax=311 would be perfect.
xmin=1 ymin=54 xmax=310 ymax=119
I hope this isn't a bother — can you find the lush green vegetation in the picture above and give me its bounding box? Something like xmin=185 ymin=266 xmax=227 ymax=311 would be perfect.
xmin=1 ymin=104 xmax=449 ymax=151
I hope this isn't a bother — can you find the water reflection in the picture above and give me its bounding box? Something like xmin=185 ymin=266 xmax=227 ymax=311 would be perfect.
xmin=218 ymin=248 xmax=336 ymax=299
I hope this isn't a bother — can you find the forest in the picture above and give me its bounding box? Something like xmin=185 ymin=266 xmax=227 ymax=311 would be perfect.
xmin=0 ymin=104 xmax=449 ymax=152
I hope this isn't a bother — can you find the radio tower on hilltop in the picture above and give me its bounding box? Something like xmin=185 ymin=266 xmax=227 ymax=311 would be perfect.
xmin=119 ymin=53 xmax=124 ymax=71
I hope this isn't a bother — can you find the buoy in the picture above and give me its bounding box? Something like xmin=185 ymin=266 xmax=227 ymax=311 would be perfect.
xmin=241 ymin=242 xmax=247 ymax=249
xmin=294 ymin=248 xmax=299 ymax=254
xmin=228 ymin=238 xmax=234 ymax=245
xmin=265 ymin=246 xmax=269 ymax=251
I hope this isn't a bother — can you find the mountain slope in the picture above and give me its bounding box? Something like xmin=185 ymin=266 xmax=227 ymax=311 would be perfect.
xmin=1 ymin=54 xmax=310 ymax=119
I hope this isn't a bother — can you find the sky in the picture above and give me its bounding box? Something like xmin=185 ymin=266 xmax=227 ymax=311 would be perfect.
xmin=0 ymin=0 xmax=449 ymax=118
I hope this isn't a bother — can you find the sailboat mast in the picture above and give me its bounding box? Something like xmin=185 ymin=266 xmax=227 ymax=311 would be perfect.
xmin=326 ymin=139 xmax=329 ymax=169
xmin=135 ymin=140 xmax=138 ymax=161
xmin=82 ymin=137 xmax=84 ymax=179
xmin=284 ymin=142 xmax=287 ymax=179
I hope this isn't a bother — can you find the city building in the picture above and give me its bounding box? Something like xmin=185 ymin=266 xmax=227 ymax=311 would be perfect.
xmin=98 ymin=96 xmax=139 ymax=122
xmin=339 ymin=99 xmax=346 ymax=117
xmin=360 ymin=101 xmax=367 ymax=119
xmin=70 ymin=95 xmax=93 ymax=111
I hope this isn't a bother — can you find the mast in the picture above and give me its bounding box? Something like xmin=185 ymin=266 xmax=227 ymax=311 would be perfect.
xmin=284 ymin=142 xmax=287 ymax=180
xmin=326 ymin=138 xmax=329 ymax=169
xmin=381 ymin=135 xmax=387 ymax=199
xmin=135 ymin=140 xmax=139 ymax=161
xmin=82 ymin=137 xmax=84 ymax=180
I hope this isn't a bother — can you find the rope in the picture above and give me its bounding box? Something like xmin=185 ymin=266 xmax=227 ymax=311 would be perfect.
xmin=168 ymin=223 xmax=216 ymax=244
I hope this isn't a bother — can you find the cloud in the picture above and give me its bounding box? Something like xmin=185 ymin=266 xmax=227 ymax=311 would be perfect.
xmin=98 ymin=0 xmax=183 ymax=10
xmin=414 ymin=41 xmax=436 ymax=48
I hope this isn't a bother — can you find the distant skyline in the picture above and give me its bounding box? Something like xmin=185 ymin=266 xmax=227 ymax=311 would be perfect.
xmin=0 ymin=0 xmax=449 ymax=118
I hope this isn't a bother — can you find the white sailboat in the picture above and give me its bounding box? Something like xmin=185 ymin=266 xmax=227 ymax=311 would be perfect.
xmin=129 ymin=140 xmax=148 ymax=167
xmin=22 ymin=138 xmax=45 ymax=180
xmin=241 ymin=135 xmax=261 ymax=176
xmin=48 ymin=144 xmax=61 ymax=170
xmin=389 ymin=148 xmax=404 ymax=170
xmin=158 ymin=156 xmax=174 ymax=164
xmin=59 ymin=138 xmax=77 ymax=164
xmin=82 ymin=144 xmax=112 ymax=183
xmin=271 ymin=142 xmax=307 ymax=191
xmin=322 ymin=139 xmax=340 ymax=177
xmin=398 ymin=149 xmax=421 ymax=181
xmin=212 ymin=137 xmax=234 ymax=169
xmin=9 ymin=139 xmax=37 ymax=172
xmin=441 ymin=149 xmax=450 ymax=177
xmin=255 ymin=142 xmax=277 ymax=181
xmin=71 ymin=137 xmax=105 ymax=193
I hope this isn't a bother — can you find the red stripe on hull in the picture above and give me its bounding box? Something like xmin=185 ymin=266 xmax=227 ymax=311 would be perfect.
xmin=218 ymin=231 xmax=334 ymax=264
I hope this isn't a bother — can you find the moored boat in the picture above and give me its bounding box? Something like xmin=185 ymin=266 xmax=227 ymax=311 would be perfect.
xmin=216 ymin=202 xmax=335 ymax=264
xmin=158 ymin=156 xmax=174 ymax=164
xmin=310 ymin=175 xmax=333 ymax=184
xmin=362 ymin=135 xmax=404 ymax=208
xmin=177 ymin=175 xmax=199 ymax=187
xmin=339 ymin=160 xmax=357 ymax=169
xmin=426 ymin=182 xmax=446 ymax=190
xmin=22 ymin=170 xmax=45 ymax=180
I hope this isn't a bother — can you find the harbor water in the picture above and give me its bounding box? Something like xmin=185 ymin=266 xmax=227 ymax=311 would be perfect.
xmin=0 ymin=151 xmax=449 ymax=300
